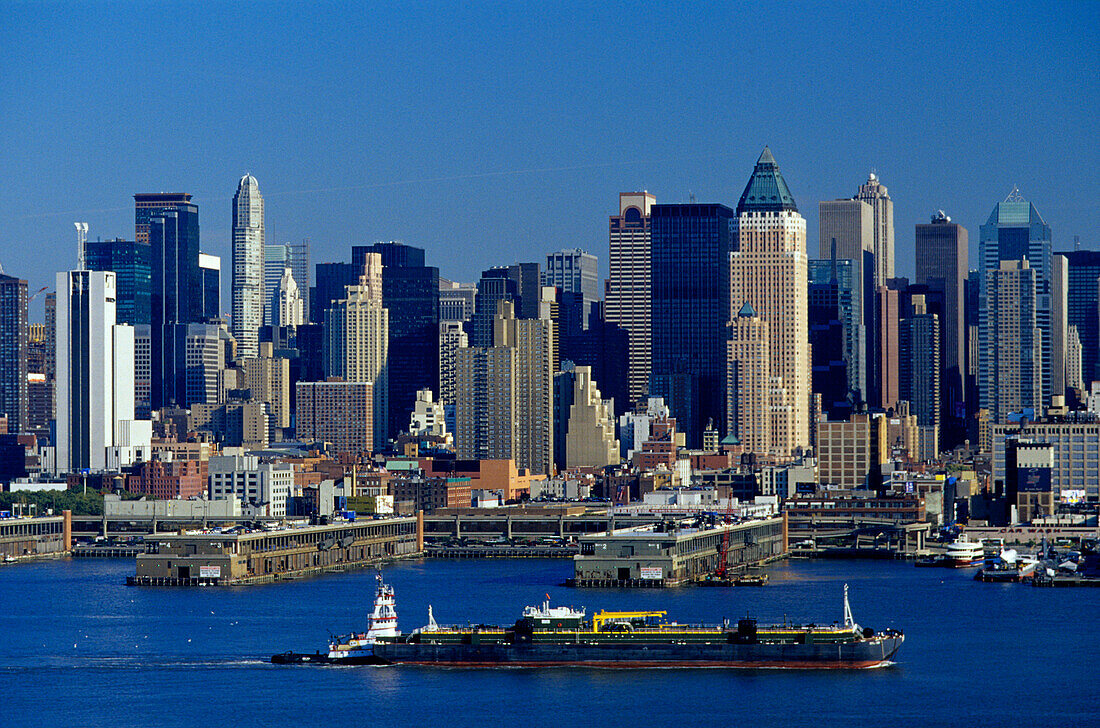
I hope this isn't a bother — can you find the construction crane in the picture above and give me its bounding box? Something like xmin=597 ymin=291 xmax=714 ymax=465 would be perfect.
xmin=28 ymin=286 xmax=48 ymax=302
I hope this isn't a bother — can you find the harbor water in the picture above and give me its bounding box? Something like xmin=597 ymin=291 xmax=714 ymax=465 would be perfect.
xmin=2 ymin=557 xmax=1097 ymax=727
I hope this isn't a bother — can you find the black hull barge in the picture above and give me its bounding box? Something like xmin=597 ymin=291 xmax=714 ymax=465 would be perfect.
xmin=371 ymin=585 xmax=902 ymax=669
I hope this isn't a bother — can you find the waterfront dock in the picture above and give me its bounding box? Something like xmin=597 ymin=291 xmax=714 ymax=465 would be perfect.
xmin=128 ymin=515 xmax=423 ymax=586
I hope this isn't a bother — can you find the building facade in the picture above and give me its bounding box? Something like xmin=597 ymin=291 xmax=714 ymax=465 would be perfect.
xmin=726 ymin=147 xmax=810 ymax=459
xmin=85 ymin=238 xmax=151 ymax=326
xmin=607 ymin=192 xmax=656 ymax=406
xmin=323 ymin=253 xmax=389 ymax=450
xmin=0 ymin=274 xmax=27 ymax=434
xmin=983 ymin=260 xmax=1043 ymax=422
xmin=543 ymin=248 xmax=598 ymax=335
xmin=564 ymin=366 xmax=618 ymax=469
xmin=649 ymin=201 xmax=735 ymax=447
xmin=231 ymin=174 xmax=265 ymax=358
xmin=295 ymin=379 xmax=373 ymax=454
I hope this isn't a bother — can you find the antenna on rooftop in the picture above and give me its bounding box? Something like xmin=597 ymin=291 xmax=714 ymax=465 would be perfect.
xmin=1075 ymin=235 xmax=1081 ymax=251
xmin=74 ymin=222 xmax=89 ymax=269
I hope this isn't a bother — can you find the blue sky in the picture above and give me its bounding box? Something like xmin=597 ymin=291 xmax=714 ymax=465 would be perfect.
xmin=1 ymin=1 xmax=1097 ymax=321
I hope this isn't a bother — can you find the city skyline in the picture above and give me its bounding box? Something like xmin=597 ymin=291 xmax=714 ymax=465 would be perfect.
xmin=2 ymin=4 xmax=1097 ymax=315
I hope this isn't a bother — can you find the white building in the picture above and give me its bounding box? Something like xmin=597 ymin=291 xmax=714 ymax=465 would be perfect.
xmin=274 ymin=267 xmax=304 ymax=328
xmin=207 ymin=454 xmax=294 ymax=518
xmin=56 ymin=269 xmax=150 ymax=473
xmin=231 ymin=174 xmax=265 ymax=358
xmin=991 ymin=420 xmax=1100 ymax=502
xmin=409 ymin=389 xmax=447 ymax=438
xmin=618 ymin=396 xmax=670 ymax=461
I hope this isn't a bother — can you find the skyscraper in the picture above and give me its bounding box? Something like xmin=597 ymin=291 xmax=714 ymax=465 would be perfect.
xmin=454 ymin=300 xmax=552 ymax=474
xmin=808 ymin=257 xmax=864 ymax=410
xmin=0 ymin=274 xmax=28 ymax=434
xmin=818 ymin=198 xmax=873 ymax=402
xmin=979 ymin=189 xmax=1052 ymax=410
xmin=274 ymin=267 xmax=304 ymax=328
xmin=199 ymin=253 xmax=221 ymax=319
xmin=543 ymin=248 xmax=598 ymax=335
xmin=352 ymin=242 xmax=440 ymax=440
xmin=231 ymin=174 xmax=265 ymax=359
xmin=915 ymin=212 xmax=968 ymax=431
xmin=726 ymin=147 xmax=810 ymax=459
xmin=264 ymin=242 xmax=310 ymax=326
xmin=323 ymin=253 xmax=389 ymax=450
xmin=854 ymin=172 xmax=895 ymax=288
xmin=1061 ymin=249 xmax=1100 ymax=386
xmin=85 ymin=238 xmax=151 ymax=326
xmin=439 ymin=278 xmax=477 ymax=323
xmin=146 ymin=196 xmax=201 ymax=409
xmin=312 ymin=261 xmax=361 ymax=325
xmin=134 ymin=193 xmax=192 ymax=244
xmin=56 ymin=269 xmax=149 ymax=472
xmin=899 ymin=294 xmax=941 ymax=432
xmin=650 ymin=201 xmax=735 ymax=447
xmin=469 ymin=263 xmax=541 ymax=347
xmin=983 ymin=259 xmax=1043 ymax=422
xmin=607 ymin=192 xmax=655 ymax=405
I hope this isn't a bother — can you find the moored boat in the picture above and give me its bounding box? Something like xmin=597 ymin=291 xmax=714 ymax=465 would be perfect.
xmin=945 ymin=535 xmax=985 ymax=567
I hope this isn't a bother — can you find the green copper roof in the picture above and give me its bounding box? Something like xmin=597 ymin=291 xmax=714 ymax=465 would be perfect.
xmin=985 ymin=188 xmax=1047 ymax=227
xmin=737 ymin=302 xmax=758 ymax=317
xmin=736 ymin=146 xmax=798 ymax=214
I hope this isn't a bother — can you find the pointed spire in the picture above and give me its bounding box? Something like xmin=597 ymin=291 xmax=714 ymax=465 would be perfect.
xmin=737 ymin=146 xmax=798 ymax=214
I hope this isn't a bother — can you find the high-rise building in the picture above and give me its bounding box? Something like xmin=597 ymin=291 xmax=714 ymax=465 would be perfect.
xmin=352 ymin=242 xmax=440 ymax=441
xmin=1052 ymin=253 xmax=1069 ymax=398
xmin=469 ymin=263 xmax=540 ymax=347
xmin=295 ymin=379 xmax=373 ymax=454
xmin=807 ymin=269 xmax=850 ymax=420
xmin=147 ymin=195 xmax=201 ymax=409
xmin=543 ymin=248 xmax=598 ymax=336
xmin=240 ymin=342 xmax=292 ymax=441
xmin=877 ymin=284 xmax=901 ymax=409
xmin=650 ymin=201 xmax=735 ymax=447
xmin=231 ymin=175 xmax=264 ymax=358
xmin=854 ymin=173 xmax=895 ymax=288
xmin=134 ymin=192 xmax=192 ymax=244
xmin=273 ymin=267 xmax=304 ymax=328
xmin=439 ymin=320 xmax=468 ymax=407
xmin=607 ymin=192 xmax=655 ymax=405
xmin=56 ymin=269 xmax=150 ymax=472
xmin=1066 ymin=326 xmax=1084 ymax=392
xmin=26 ymin=325 xmax=52 ymax=437
xmin=439 ymin=278 xmax=477 ymax=323
xmin=983 ymin=259 xmax=1043 ymax=422
xmin=0 ymin=274 xmax=28 ymax=434
xmin=311 ymin=261 xmax=361 ymax=325
xmin=454 ymin=300 xmax=553 ymax=474
xmin=915 ymin=212 xmax=968 ymax=431
xmin=979 ymin=189 xmax=1052 ymax=410
xmin=85 ymin=238 xmax=151 ymax=326
xmin=1061 ymin=250 xmax=1100 ymax=386
xmin=323 ymin=253 xmax=389 ymax=450
xmin=264 ymin=242 xmax=310 ymax=326
xmin=808 ymin=257 xmax=864 ymax=410
xmin=726 ymin=147 xmax=810 ymax=459
xmin=455 ymin=345 xmax=516 ymax=463
xmin=899 ymin=294 xmax=941 ymax=431
xmin=184 ymin=323 xmax=227 ymax=406
xmin=564 ymin=366 xmax=618 ymax=469
xmin=199 ymin=253 xmax=221 ymax=319
xmin=818 ymin=199 xmax=873 ymax=401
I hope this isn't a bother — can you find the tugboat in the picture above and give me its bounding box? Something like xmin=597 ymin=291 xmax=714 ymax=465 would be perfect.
xmin=370 ymin=585 xmax=903 ymax=669
xmin=271 ymin=573 xmax=397 ymax=665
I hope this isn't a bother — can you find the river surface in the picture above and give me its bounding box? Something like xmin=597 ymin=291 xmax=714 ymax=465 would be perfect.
xmin=1 ymin=557 xmax=1097 ymax=728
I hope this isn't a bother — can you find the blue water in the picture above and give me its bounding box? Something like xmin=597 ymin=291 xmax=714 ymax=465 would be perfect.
xmin=1 ymin=557 xmax=1097 ymax=728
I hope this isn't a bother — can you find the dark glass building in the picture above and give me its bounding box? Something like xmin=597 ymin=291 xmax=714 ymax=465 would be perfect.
xmin=1062 ymin=250 xmax=1100 ymax=385
xmin=199 ymin=253 xmax=221 ymax=319
xmin=149 ymin=202 xmax=202 ymax=408
xmin=808 ymin=266 xmax=852 ymax=420
xmin=352 ymin=242 xmax=440 ymax=440
xmin=311 ymin=262 xmax=361 ymax=325
xmin=648 ymin=203 xmax=735 ymax=447
xmin=469 ymin=263 xmax=541 ymax=348
xmin=85 ymin=239 xmax=152 ymax=326
xmin=0 ymin=274 xmax=28 ymax=433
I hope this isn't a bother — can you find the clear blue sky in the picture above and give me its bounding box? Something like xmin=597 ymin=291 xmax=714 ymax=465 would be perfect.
xmin=1 ymin=1 xmax=1097 ymax=321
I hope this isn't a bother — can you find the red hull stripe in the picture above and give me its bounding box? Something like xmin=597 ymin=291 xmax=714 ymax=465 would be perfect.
xmin=394 ymin=660 xmax=890 ymax=669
